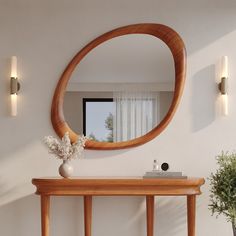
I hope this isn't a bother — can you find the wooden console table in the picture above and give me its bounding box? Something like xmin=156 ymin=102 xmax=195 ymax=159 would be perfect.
xmin=32 ymin=177 xmax=204 ymax=236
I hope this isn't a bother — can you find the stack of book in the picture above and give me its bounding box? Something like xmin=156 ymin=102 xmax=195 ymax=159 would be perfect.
xmin=143 ymin=171 xmax=187 ymax=179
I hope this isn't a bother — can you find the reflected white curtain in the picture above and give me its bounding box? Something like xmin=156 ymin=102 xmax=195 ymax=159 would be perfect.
xmin=113 ymin=91 xmax=160 ymax=142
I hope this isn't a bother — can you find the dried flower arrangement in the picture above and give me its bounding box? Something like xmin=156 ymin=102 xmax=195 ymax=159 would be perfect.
xmin=44 ymin=132 xmax=88 ymax=160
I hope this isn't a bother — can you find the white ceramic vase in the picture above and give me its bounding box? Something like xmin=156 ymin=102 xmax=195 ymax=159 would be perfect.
xmin=59 ymin=160 xmax=74 ymax=178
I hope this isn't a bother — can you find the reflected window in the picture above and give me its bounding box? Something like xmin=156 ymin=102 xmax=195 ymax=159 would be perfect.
xmin=83 ymin=98 xmax=114 ymax=142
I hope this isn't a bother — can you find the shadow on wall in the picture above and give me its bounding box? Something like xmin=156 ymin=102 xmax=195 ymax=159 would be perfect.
xmin=0 ymin=141 xmax=60 ymax=207
xmin=85 ymin=148 xmax=129 ymax=159
xmin=126 ymin=196 xmax=186 ymax=236
xmin=181 ymin=1 xmax=236 ymax=55
xmin=0 ymin=194 xmax=81 ymax=236
xmin=0 ymin=195 xmax=186 ymax=236
xmin=80 ymin=196 xmax=187 ymax=236
xmin=191 ymin=65 xmax=217 ymax=132
xmin=155 ymin=197 xmax=186 ymax=236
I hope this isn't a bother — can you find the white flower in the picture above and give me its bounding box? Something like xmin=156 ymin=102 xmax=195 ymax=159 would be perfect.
xmin=43 ymin=132 xmax=88 ymax=160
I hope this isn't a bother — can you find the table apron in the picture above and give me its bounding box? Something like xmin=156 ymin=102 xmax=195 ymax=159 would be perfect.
xmin=35 ymin=185 xmax=202 ymax=196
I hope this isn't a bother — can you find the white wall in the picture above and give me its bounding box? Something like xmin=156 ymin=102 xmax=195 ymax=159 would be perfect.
xmin=0 ymin=0 xmax=236 ymax=235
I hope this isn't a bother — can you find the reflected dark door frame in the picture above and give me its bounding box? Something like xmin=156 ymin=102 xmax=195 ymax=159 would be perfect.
xmin=83 ymin=98 xmax=113 ymax=136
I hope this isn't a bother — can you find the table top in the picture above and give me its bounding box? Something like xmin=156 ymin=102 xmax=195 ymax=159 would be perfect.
xmin=32 ymin=176 xmax=204 ymax=184
xmin=32 ymin=177 xmax=205 ymax=196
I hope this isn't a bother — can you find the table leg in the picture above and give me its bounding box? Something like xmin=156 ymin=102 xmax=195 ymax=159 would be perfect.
xmin=41 ymin=195 xmax=50 ymax=236
xmin=187 ymin=195 xmax=196 ymax=236
xmin=146 ymin=195 xmax=155 ymax=236
xmin=84 ymin=196 xmax=92 ymax=236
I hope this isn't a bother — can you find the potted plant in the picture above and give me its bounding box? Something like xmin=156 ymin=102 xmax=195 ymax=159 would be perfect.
xmin=209 ymin=152 xmax=236 ymax=235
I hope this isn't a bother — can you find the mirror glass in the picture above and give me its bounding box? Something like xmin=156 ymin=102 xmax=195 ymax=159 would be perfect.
xmin=64 ymin=34 xmax=175 ymax=142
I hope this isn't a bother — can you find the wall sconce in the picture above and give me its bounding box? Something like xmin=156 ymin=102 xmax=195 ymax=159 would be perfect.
xmin=10 ymin=56 xmax=20 ymax=116
xmin=218 ymin=56 xmax=228 ymax=116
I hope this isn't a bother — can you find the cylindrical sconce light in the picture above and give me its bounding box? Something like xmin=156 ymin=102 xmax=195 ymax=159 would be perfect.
xmin=10 ymin=56 xmax=20 ymax=116
xmin=218 ymin=56 xmax=228 ymax=116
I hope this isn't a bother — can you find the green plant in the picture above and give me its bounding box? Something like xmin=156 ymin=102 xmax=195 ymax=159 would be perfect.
xmin=209 ymin=152 xmax=236 ymax=228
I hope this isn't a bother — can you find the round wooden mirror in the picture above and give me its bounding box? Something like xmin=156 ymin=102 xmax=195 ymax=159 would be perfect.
xmin=51 ymin=23 xmax=186 ymax=150
xmin=65 ymin=33 xmax=175 ymax=142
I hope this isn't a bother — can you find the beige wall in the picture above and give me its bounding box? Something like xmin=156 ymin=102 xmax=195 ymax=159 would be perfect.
xmin=0 ymin=1 xmax=236 ymax=236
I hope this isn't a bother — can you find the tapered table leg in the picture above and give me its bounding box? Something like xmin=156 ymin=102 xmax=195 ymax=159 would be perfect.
xmin=41 ymin=195 xmax=50 ymax=236
xmin=187 ymin=195 xmax=196 ymax=236
xmin=146 ymin=195 xmax=155 ymax=236
xmin=84 ymin=196 xmax=92 ymax=236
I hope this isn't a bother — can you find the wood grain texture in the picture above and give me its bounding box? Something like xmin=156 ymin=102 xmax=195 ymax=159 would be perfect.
xmin=32 ymin=177 xmax=204 ymax=196
xmin=84 ymin=196 xmax=92 ymax=236
xmin=51 ymin=23 xmax=187 ymax=150
xmin=187 ymin=195 xmax=196 ymax=236
xmin=41 ymin=195 xmax=50 ymax=236
xmin=146 ymin=196 xmax=155 ymax=236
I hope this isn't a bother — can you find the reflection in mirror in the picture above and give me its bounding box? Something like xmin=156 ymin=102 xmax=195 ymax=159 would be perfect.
xmin=64 ymin=34 xmax=175 ymax=143
xmin=83 ymin=98 xmax=113 ymax=142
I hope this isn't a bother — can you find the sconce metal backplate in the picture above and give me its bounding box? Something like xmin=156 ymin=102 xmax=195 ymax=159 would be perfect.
xmin=218 ymin=77 xmax=227 ymax=95
xmin=10 ymin=77 xmax=20 ymax=94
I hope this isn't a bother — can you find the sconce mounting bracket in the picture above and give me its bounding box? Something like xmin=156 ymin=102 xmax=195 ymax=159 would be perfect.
xmin=10 ymin=77 xmax=20 ymax=94
xmin=218 ymin=77 xmax=227 ymax=95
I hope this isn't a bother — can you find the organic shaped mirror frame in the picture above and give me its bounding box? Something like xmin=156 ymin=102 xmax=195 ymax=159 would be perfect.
xmin=51 ymin=23 xmax=186 ymax=150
